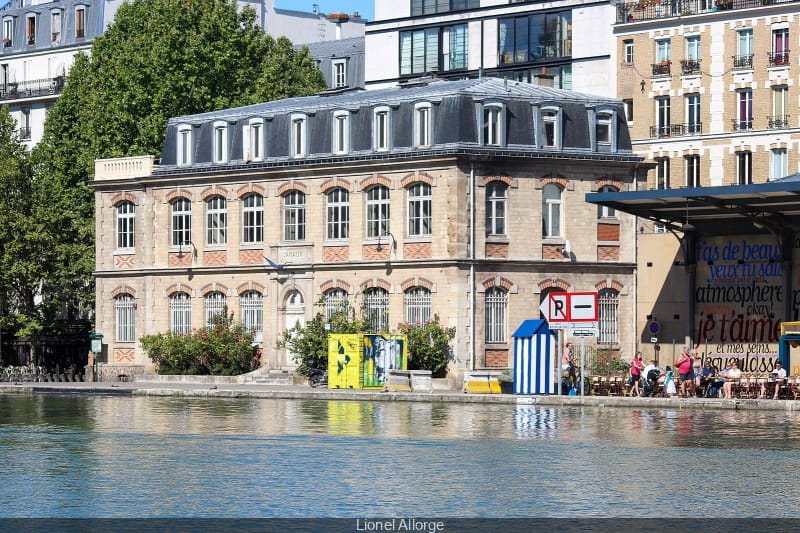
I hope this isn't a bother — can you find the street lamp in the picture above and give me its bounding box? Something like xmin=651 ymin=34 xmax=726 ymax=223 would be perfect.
xmin=177 ymin=240 xmax=197 ymax=261
xmin=375 ymin=231 xmax=397 ymax=254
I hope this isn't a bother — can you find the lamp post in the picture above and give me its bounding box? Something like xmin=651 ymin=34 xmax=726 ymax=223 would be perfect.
xmin=177 ymin=240 xmax=197 ymax=261
xmin=375 ymin=231 xmax=397 ymax=255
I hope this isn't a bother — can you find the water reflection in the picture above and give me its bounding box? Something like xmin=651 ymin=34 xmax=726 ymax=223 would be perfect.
xmin=0 ymin=394 xmax=799 ymax=517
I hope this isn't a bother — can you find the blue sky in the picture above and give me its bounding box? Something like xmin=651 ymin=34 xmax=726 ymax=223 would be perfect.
xmin=275 ymin=1 xmax=375 ymax=21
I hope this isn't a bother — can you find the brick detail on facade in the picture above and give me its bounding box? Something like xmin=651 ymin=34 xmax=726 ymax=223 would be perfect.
xmin=320 ymin=177 xmax=352 ymax=193
xmin=482 ymin=175 xmax=513 ymax=186
xmin=359 ymin=173 xmax=391 ymax=191
xmin=200 ymin=282 xmax=230 ymax=296
xmin=537 ymin=278 xmax=571 ymax=292
xmin=594 ymin=177 xmax=624 ymax=191
xmin=400 ymin=171 xmax=434 ymax=188
xmin=111 ymin=285 xmax=137 ymax=298
xmin=362 ymin=244 xmax=391 ymax=261
xmin=481 ymin=276 xmax=514 ymax=291
xmin=165 ymin=189 xmax=191 ymax=203
xmin=542 ymin=244 xmax=567 ymax=260
xmin=236 ymin=183 xmax=265 ymax=199
xmin=114 ymin=348 xmax=135 ymax=364
xmin=239 ymin=249 xmax=264 ymax=264
xmin=403 ymin=242 xmax=431 ymax=259
xmin=323 ymin=246 xmax=349 ymax=262
xmin=236 ymin=281 xmax=265 ymax=295
xmin=597 ymin=223 xmax=620 ymax=241
xmin=320 ymin=279 xmax=352 ymax=293
xmin=165 ymin=283 xmax=192 ymax=297
xmin=539 ymin=175 xmax=569 ymax=189
xmin=486 ymin=242 xmax=508 ymax=258
xmin=203 ymin=250 xmax=227 ymax=266
xmin=200 ymin=185 xmax=229 ymax=201
xmin=400 ymin=277 xmax=434 ymax=292
xmin=110 ymin=191 xmax=138 ymax=206
xmin=359 ymin=278 xmax=391 ymax=293
xmin=168 ymin=252 xmax=192 ymax=267
xmin=277 ymin=180 xmax=308 ymax=196
xmin=485 ymin=349 xmax=509 ymax=368
xmin=114 ymin=254 xmax=136 ymax=269
xmin=595 ymin=278 xmax=624 ymax=293
xmin=597 ymin=245 xmax=620 ymax=262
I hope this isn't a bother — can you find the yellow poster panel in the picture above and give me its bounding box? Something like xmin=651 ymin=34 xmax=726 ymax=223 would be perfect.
xmin=328 ymin=334 xmax=362 ymax=389
xmin=362 ymin=334 xmax=407 ymax=389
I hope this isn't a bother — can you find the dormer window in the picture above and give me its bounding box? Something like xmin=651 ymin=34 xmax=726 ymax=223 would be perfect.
xmin=594 ymin=108 xmax=616 ymax=153
xmin=414 ymin=102 xmax=433 ymax=148
xmin=75 ymin=6 xmax=86 ymax=39
xmin=26 ymin=14 xmax=36 ymax=45
xmin=538 ymin=106 xmax=562 ymax=149
xmin=245 ymin=118 xmax=264 ymax=162
xmin=291 ymin=114 xmax=307 ymax=158
xmin=51 ymin=10 xmax=61 ymax=43
xmin=332 ymin=59 xmax=347 ymax=89
xmin=332 ymin=110 xmax=350 ymax=155
xmin=374 ymin=106 xmax=391 ymax=151
xmin=3 ymin=18 xmax=13 ymax=47
xmin=177 ymin=125 xmax=193 ymax=166
xmin=213 ymin=121 xmax=229 ymax=163
xmin=481 ymin=103 xmax=504 ymax=146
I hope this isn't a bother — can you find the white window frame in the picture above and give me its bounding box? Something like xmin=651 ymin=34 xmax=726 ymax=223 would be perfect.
xmin=594 ymin=108 xmax=615 ymax=152
xmin=737 ymin=90 xmax=753 ymax=130
xmin=737 ymin=28 xmax=753 ymax=57
xmin=26 ymin=13 xmax=36 ymax=45
xmin=686 ymin=93 xmax=701 ymax=134
xmin=656 ymin=39 xmax=671 ymax=63
xmin=177 ymin=124 xmax=192 ymax=166
xmin=364 ymin=287 xmax=389 ymax=332
xmin=655 ymin=157 xmax=670 ymax=189
xmin=283 ymin=190 xmax=306 ymax=241
xmin=204 ymin=291 xmax=227 ymax=327
xmin=538 ymin=106 xmax=562 ymax=149
xmin=75 ymin=5 xmax=86 ymax=38
xmin=169 ymin=292 xmax=192 ymax=335
xmin=770 ymin=148 xmax=788 ymax=181
xmin=245 ymin=118 xmax=264 ymax=162
xmin=242 ymin=193 xmax=264 ymax=244
xmin=115 ymin=294 xmax=136 ymax=343
xmin=365 ymin=185 xmax=390 ymax=239
xmin=598 ymin=289 xmax=619 ymax=345
xmin=623 ymin=39 xmax=634 ymax=64
xmin=332 ymin=110 xmax=350 ymax=155
xmin=407 ymin=182 xmax=432 ymax=237
xmin=656 ymin=97 xmax=671 ymax=137
xmin=685 ymin=155 xmax=700 ymax=188
xmin=171 ymin=197 xmax=191 ymax=247
xmin=326 ymin=188 xmax=349 ymax=240
xmin=51 ymin=10 xmax=61 ymax=43
xmin=737 ymin=151 xmax=752 ymax=185
xmin=481 ymin=102 xmax=504 ymax=147
xmin=206 ymin=195 xmax=227 ymax=246
xmin=542 ymin=183 xmax=562 ymax=238
xmin=2 ymin=17 xmax=12 ymax=45
xmin=290 ymin=113 xmax=307 ymax=158
xmin=405 ymin=287 xmax=432 ymax=325
xmin=485 ymin=287 xmax=507 ymax=344
xmin=116 ymin=201 xmax=135 ymax=251
xmin=486 ymin=181 xmax=507 ymax=236
xmin=241 ymin=291 xmax=264 ymax=339
xmin=213 ymin=121 xmax=228 ymax=163
xmin=332 ymin=59 xmax=347 ymax=88
xmin=773 ymin=85 xmax=788 ymax=121
xmin=373 ymin=106 xmax=391 ymax=152
xmin=414 ymin=102 xmax=433 ymax=148
xmin=597 ymin=185 xmax=616 ymax=218
xmin=685 ymin=35 xmax=700 ymax=62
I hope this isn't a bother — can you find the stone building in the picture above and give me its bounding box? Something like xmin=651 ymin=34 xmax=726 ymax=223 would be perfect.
xmin=91 ymin=77 xmax=645 ymax=374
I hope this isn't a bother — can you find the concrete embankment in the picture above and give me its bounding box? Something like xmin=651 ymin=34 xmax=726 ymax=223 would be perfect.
xmin=2 ymin=381 xmax=800 ymax=411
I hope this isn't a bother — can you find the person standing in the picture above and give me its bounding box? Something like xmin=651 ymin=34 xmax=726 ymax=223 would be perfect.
xmin=562 ymin=342 xmax=574 ymax=371
xmin=630 ymin=352 xmax=644 ymax=396
xmin=675 ymin=346 xmax=693 ymax=397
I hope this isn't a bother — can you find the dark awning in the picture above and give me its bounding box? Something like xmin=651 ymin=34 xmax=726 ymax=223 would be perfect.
xmin=585 ymin=173 xmax=800 ymax=236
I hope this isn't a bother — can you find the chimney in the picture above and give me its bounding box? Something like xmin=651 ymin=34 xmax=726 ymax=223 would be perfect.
xmin=312 ymin=4 xmax=318 ymax=14
xmin=327 ymin=12 xmax=350 ymax=40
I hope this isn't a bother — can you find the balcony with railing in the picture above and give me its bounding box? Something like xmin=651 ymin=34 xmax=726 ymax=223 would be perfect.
xmin=732 ymin=55 xmax=753 ymax=69
xmin=680 ymin=59 xmax=701 ymax=75
xmin=618 ymin=0 xmax=799 ymax=23
xmin=0 ymin=76 xmax=66 ymax=102
xmin=651 ymin=61 xmax=671 ymax=76
xmin=768 ymin=51 xmax=790 ymax=67
xmin=649 ymin=123 xmax=702 ymax=138
xmin=731 ymin=119 xmax=753 ymax=132
xmin=768 ymin=115 xmax=791 ymax=129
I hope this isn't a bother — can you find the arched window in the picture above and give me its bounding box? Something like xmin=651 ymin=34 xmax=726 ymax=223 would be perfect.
xmin=326 ymin=188 xmax=349 ymax=240
xmin=597 ymin=185 xmax=616 ymax=218
xmin=116 ymin=201 xmax=135 ymax=250
xmin=404 ymin=287 xmax=431 ymax=324
xmin=283 ymin=191 xmax=306 ymax=241
xmin=242 ymin=193 xmax=263 ymax=244
xmin=364 ymin=287 xmax=389 ymax=332
xmin=241 ymin=291 xmax=263 ymax=340
xmin=171 ymin=197 xmax=191 ymax=246
xmin=206 ymin=195 xmax=227 ymax=245
xmin=324 ymin=288 xmax=349 ymax=320
xmin=598 ymin=288 xmax=619 ymax=345
xmin=115 ymin=293 xmax=136 ymax=342
xmin=542 ymin=183 xmax=562 ymax=238
xmin=407 ymin=183 xmax=431 ymax=237
xmin=485 ymin=287 xmax=507 ymax=343
xmin=486 ymin=181 xmax=507 ymax=236
xmin=365 ymin=186 xmax=390 ymax=238
xmin=169 ymin=292 xmax=191 ymax=334
xmin=204 ymin=291 xmax=226 ymax=327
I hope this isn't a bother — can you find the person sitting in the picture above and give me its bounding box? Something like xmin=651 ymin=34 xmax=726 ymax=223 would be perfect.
xmin=761 ymin=361 xmax=787 ymax=399
xmin=705 ymin=362 xmax=726 ymax=398
xmin=721 ymin=362 xmax=741 ymax=399
xmin=663 ymin=366 xmax=677 ymax=397
xmin=698 ymin=360 xmax=718 ymax=397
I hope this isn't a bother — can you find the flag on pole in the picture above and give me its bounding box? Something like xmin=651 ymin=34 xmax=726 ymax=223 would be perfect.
xmin=263 ymin=256 xmax=284 ymax=270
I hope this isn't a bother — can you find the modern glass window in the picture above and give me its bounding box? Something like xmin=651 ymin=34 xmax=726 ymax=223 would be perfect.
xmin=540 ymin=108 xmax=560 ymax=148
xmin=411 ymin=0 xmax=478 ymax=16
xmin=542 ymin=183 xmax=562 ymax=238
xmin=772 ymin=27 xmax=789 ymax=65
xmin=51 ymin=10 xmax=61 ymax=42
xmin=283 ymin=191 xmax=306 ymax=241
xmin=242 ymin=193 xmax=263 ymax=244
xmin=485 ymin=287 xmax=507 ymax=343
xmin=737 ymin=151 xmax=752 ymax=185
xmin=326 ymin=188 xmax=349 ymax=240
xmin=736 ymin=29 xmax=753 ymax=68
xmin=364 ymin=287 xmax=389 ymax=332
xmin=598 ymin=289 xmax=619 ymax=345
xmin=655 ymin=39 xmax=671 ymax=63
xmin=414 ymin=103 xmax=432 ymax=147
xmin=597 ymin=185 xmax=616 ymax=218
xmin=407 ymin=182 xmax=432 ymax=237
xmin=213 ymin=122 xmax=228 ymax=163
xmin=75 ymin=6 xmax=85 ymax=38
xmin=736 ymin=90 xmax=752 ymax=130
xmin=291 ymin=115 xmax=307 ymax=157
xmin=169 ymin=292 xmax=191 ymax=335
xmin=324 ymin=289 xmax=349 ymax=321
xmin=26 ymin=15 xmax=35 ymax=45
xmin=332 ymin=59 xmax=346 ymax=88
xmin=374 ymin=107 xmax=391 ymax=151
xmin=241 ymin=291 xmax=264 ymax=338
xmin=685 ymin=35 xmax=700 ymax=61
xmin=171 ymin=198 xmax=191 ymax=247
xmin=499 ymin=12 xmax=572 ymax=64
xmin=400 ymin=24 xmax=467 ymax=75
xmin=486 ymin=181 xmax=507 ymax=236
xmin=482 ymin=104 xmax=503 ymax=146
xmin=204 ymin=291 xmax=226 ymax=327
xmin=247 ymin=119 xmax=263 ymax=161
xmin=685 ymin=155 xmax=700 ymax=188
xmin=366 ymin=186 xmax=390 ymax=238
xmin=116 ymin=201 xmax=135 ymax=250
xmin=656 ymin=97 xmax=670 ymax=137
xmin=405 ymin=287 xmax=432 ymax=325
xmin=115 ymin=294 xmax=136 ymax=343
xmin=623 ymin=39 xmax=633 ymax=64
xmin=686 ymin=94 xmax=700 ymax=134
xmin=177 ymin=125 xmax=192 ymax=166
xmin=655 ymin=157 xmax=670 ymax=189
xmin=442 ymin=23 xmax=467 ymax=71
xmin=206 ymin=195 xmax=227 ymax=245
xmin=770 ymin=148 xmax=788 ymax=181
xmin=332 ymin=111 xmax=349 ymax=154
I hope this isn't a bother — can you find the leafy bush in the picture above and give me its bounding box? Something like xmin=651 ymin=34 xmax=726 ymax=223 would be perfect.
xmin=139 ymin=310 xmax=256 ymax=375
xmin=398 ymin=315 xmax=455 ymax=378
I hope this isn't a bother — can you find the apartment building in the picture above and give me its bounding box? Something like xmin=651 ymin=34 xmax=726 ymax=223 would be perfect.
xmin=365 ymin=0 xmax=618 ymax=97
xmin=91 ymin=78 xmax=644 ymax=374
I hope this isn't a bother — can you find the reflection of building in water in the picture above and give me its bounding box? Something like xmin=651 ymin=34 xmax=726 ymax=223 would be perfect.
xmin=512 ymin=407 xmax=556 ymax=439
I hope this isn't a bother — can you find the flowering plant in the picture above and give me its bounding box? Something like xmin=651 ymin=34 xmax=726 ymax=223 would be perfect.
xmin=398 ymin=314 xmax=456 ymax=378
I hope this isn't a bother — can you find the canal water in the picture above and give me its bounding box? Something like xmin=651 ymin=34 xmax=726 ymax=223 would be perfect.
xmin=0 ymin=393 xmax=798 ymax=517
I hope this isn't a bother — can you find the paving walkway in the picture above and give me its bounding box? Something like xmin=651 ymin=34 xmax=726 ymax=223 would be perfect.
xmin=1 ymin=380 xmax=800 ymax=411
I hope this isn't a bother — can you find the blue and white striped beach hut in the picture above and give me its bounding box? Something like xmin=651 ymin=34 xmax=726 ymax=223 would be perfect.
xmin=512 ymin=320 xmax=556 ymax=395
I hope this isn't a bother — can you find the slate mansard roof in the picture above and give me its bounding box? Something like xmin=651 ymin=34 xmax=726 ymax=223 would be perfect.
xmin=156 ymin=78 xmax=637 ymax=175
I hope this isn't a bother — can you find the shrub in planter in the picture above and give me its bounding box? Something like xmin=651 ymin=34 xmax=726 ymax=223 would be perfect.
xmin=399 ymin=315 xmax=456 ymax=378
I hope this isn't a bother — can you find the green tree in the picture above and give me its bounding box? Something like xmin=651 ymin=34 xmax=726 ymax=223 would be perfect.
xmin=398 ymin=315 xmax=456 ymax=378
